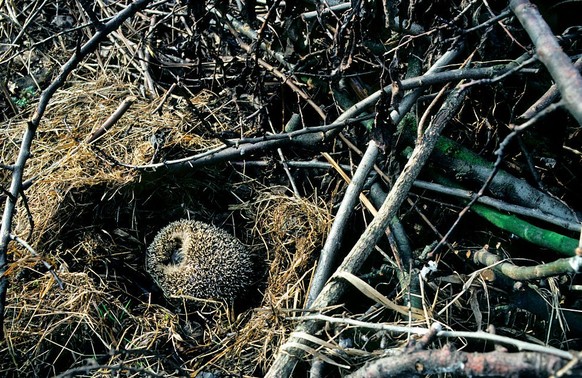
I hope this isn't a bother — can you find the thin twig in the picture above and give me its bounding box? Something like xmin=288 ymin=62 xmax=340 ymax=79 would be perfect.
xmin=412 ymin=180 xmax=582 ymax=232
xmin=9 ymin=234 xmax=64 ymax=290
xmin=519 ymin=58 xmax=582 ymax=121
xmin=107 ymin=65 xmax=523 ymax=172
xmin=287 ymin=314 xmax=573 ymax=359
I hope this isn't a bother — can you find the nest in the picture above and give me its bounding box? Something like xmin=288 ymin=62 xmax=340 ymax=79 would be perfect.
xmin=2 ymin=76 xmax=222 ymax=250
xmin=0 ymin=76 xmax=332 ymax=376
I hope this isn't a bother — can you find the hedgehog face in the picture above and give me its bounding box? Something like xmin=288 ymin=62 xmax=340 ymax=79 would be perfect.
xmin=165 ymin=237 xmax=184 ymax=265
xmin=146 ymin=219 xmax=253 ymax=302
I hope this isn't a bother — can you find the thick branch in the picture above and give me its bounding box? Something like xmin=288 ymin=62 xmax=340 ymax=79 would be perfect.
xmin=510 ymin=0 xmax=582 ymax=125
xmin=347 ymin=348 xmax=565 ymax=378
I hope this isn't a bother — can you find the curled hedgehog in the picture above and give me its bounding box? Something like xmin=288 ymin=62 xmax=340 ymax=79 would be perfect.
xmin=146 ymin=219 xmax=253 ymax=302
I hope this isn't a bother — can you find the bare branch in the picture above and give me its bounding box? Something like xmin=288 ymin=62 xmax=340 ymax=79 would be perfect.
xmin=347 ymin=348 xmax=565 ymax=378
xmin=510 ymin=0 xmax=582 ymax=125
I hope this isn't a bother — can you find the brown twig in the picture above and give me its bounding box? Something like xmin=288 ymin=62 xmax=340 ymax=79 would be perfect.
xmin=85 ymin=96 xmax=137 ymax=144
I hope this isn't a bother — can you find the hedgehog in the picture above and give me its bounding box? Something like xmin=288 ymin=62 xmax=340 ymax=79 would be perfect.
xmin=146 ymin=219 xmax=253 ymax=302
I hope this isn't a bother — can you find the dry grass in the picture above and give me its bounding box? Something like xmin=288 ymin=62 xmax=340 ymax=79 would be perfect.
xmin=3 ymin=75 xmax=220 ymax=249
xmin=2 ymin=271 xmax=185 ymax=377
xmin=210 ymin=191 xmax=332 ymax=375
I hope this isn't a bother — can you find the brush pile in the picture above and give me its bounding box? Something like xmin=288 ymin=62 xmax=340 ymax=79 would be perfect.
xmin=1 ymin=1 xmax=582 ymax=376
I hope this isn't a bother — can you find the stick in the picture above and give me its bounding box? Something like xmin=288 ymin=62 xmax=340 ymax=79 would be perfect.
xmin=510 ymin=0 xmax=582 ymax=125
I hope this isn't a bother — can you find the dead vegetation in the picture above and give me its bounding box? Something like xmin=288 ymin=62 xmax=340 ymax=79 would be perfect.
xmin=1 ymin=0 xmax=582 ymax=377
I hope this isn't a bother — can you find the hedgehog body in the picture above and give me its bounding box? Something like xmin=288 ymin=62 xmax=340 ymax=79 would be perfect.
xmin=146 ymin=219 xmax=252 ymax=301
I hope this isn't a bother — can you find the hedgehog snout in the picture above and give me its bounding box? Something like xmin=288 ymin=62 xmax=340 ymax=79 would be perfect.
xmin=169 ymin=247 xmax=183 ymax=265
xmin=164 ymin=237 xmax=184 ymax=265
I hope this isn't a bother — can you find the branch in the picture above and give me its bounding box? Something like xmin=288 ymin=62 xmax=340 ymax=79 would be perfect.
xmin=305 ymin=46 xmax=466 ymax=307
xmin=510 ymin=0 xmax=582 ymax=125
xmin=519 ymin=57 xmax=582 ymax=121
xmin=347 ymin=348 xmax=565 ymax=378
xmin=306 ymin=142 xmax=379 ymax=306
xmin=429 ymin=136 xmax=577 ymax=223
xmin=86 ymin=96 xmax=137 ymax=144
xmin=9 ymin=234 xmax=64 ymax=289
xmin=288 ymin=314 xmax=573 ymax=359
xmin=412 ymin=180 xmax=582 ymax=233
xmin=471 ymin=247 xmax=582 ymax=280
xmin=109 ymin=64 xmax=521 ymax=172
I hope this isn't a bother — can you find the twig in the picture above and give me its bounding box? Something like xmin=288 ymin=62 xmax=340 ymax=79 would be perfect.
xmin=207 ymin=7 xmax=326 ymax=122
xmin=519 ymin=57 xmax=582 ymax=121
xmin=306 ymin=46 xmax=465 ymax=307
xmin=370 ymin=183 xmax=456 ymax=259
xmin=9 ymin=234 xmax=64 ymax=290
xmin=473 ymin=203 xmax=578 ymax=256
xmin=287 ymin=314 xmax=573 ymax=360
xmin=511 ymin=0 xmax=582 ymax=125
xmin=464 ymin=8 xmax=512 ymax=33
xmin=302 ymin=3 xmax=352 ymax=21
xmin=277 ymin=148 xmax=301 ymax=197
xmin=307 ymin=142 xmax=379 ymax=306
xmin=85 ymin=96 xmax=137 ymax=144
xmin=412 ymin=180 xmax=582 ymax=233
xmin=213 ymin=5 xmax=291 ymax=69
xmin=347 ymin=347 xmax=565 ymax=377
xmin=232 ymin=159 xmax=352 ymax=171
xmin=428 ymin=102 xmax=577 ymax=256
xmin=416 ymin=83 xmax=451 ymax=144
xmin=0 ymin=0 xmax=49 ymax=63
xmin=461 ymin=56 xmax=538 ymax=88
xmin=429 ymin=134 xmax=576 ymax=223
xmin=471 ymin=247 xmax=582 ymax=281
xmin=92 ymin=63 xmax=526 ymax=172
xmin=150 ymin=82 xmax=177 ymax=115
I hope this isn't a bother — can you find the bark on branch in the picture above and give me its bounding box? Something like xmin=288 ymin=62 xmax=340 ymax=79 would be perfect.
xmin=347 ymin=347 xmax=566 ymax=378
xmin=510 ymin=0 xmax=582 ymax=125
